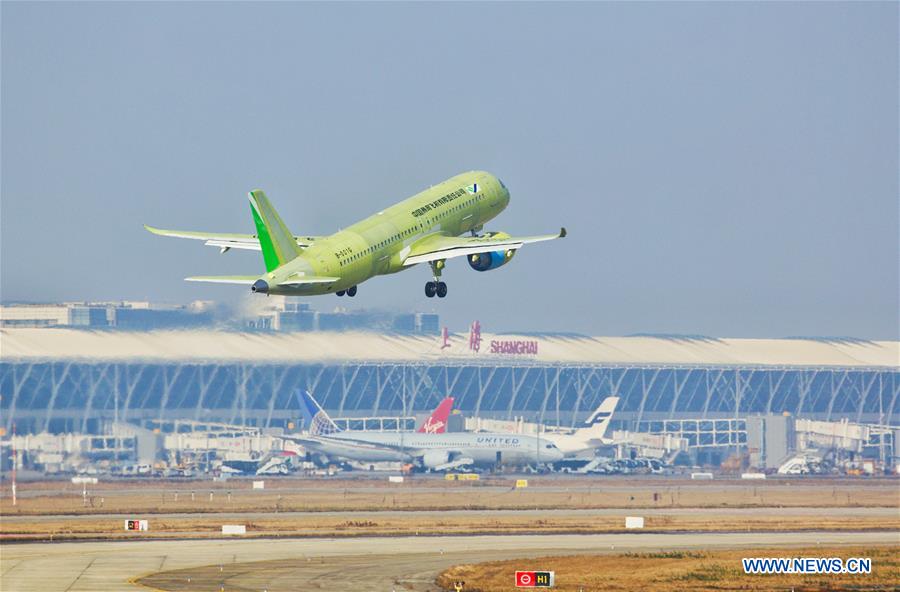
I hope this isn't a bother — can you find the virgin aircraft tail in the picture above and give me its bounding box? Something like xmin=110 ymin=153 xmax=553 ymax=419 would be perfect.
xmin=296 ymin=390 xmax=341 ymax=436
xmin=418 ymin=397 xmax=454 ymax=433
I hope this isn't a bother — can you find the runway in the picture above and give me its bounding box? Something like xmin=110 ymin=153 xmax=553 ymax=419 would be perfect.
xmin=3 ymin=504 xmax=896 ymax=524
xmin=2 ymin=531 xmax=897 ymax=591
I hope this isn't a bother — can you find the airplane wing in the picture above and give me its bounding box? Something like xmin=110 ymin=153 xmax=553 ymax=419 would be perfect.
xmin=144 ymin=225 xmax=319 ymax=252
xmin=185 ymin=275 xmax=339 ymax=286
xmin=402 ymin=228 xmax=566 ymax=266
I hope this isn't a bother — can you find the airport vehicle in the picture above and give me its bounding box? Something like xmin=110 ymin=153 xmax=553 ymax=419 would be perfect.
xmin=290 ymin=391 xmax=564 ymax=471
xmin=220 ymin=450 xmax=298 ymax=476
xmin=145 ymin=171 xmax=565 ymax=298
xmin=544 ymin=397 xmax=620 ymax=456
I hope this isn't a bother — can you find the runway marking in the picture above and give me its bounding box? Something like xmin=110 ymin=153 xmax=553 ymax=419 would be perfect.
xmin=63 ymin=557 xmax=95 ymax=592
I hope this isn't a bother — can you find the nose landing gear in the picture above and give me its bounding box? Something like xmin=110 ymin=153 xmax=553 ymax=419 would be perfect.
xmin=425 ymin=260 xmax=447 ymax=298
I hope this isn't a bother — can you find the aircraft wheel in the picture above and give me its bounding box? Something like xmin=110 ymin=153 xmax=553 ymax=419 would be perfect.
xmin=347 ymin=286 xmax=357 ymax=297
xmin=436 ymin=282 xmax=448 ymax=298
xmin=424 ymin=282 xmax=436 ymax=298
xmin=336 ymin=290 xmax=345 ymax=297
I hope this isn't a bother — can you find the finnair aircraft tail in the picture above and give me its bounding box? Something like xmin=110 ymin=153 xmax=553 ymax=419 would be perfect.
xmin=548 ymin=396 xmax=620 ymax=456
xmin=579 ymin=396 xmax=619 ymax=440
xmin=418 ymin=397 xmax=454 ymax=433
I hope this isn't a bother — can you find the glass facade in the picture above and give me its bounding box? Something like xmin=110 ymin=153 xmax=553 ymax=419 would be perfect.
xmin=2 ymin=361 xmax=896 ymax=434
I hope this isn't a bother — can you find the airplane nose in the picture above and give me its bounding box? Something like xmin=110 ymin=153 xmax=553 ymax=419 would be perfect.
xmin=251 ymin=279 xmax=269 ymax=294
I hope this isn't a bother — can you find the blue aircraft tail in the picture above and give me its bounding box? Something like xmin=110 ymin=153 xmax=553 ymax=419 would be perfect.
xmin=296 ymin=390 xmax=341 ymax=436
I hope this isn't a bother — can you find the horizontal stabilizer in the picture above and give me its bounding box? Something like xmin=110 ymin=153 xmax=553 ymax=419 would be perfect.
xmin=185 ymin=275 xmax=259 ymax=285
xmin=277 ymin=276 xmax=340 ymax=287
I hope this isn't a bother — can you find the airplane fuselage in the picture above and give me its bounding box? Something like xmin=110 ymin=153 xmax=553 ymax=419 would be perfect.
xmin=300 ymin=430 xmax=564 ymax=467
xmin=262 ymin=171 xmax=510 ymax=295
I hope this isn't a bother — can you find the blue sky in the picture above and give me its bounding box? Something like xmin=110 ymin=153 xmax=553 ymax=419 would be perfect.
xmin=2 ymin=2 xmax=897 ymax=339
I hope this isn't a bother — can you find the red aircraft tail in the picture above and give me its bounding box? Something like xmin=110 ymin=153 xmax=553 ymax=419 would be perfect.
xmin=417 ymin=396 xmax=454 ymax=433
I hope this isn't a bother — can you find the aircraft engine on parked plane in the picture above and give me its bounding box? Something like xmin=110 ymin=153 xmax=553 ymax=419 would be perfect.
xmin=468 ymin=233 xmax=516 ymax=271
xmin=421 ymin=450 xmax=452 ymax=469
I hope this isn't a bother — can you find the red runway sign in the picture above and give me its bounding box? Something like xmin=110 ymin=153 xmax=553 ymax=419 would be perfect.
xmin=515 ymin=571 xmax=554 ymax=587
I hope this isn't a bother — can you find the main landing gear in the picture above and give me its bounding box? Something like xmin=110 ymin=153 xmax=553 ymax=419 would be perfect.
xmin=336 ymin=286 xmax=358 ymax=297
xmin=425 ymin=260 xmax=447 ymax=298
xmin=425 ymin=281 xmax=447 ymax=298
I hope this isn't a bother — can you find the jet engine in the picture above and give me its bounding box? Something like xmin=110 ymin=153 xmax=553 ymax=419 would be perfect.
xmin=468 ymin=232 xmax=516 ymax=272
xmin=420 ymin=450 xmax=451 ymax=469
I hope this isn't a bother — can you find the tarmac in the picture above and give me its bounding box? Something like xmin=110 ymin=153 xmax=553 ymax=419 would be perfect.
xmin=3 ymin=504 xmax=897 ymax=524
xmin=2 ymin=531 xmax=898 ymax=591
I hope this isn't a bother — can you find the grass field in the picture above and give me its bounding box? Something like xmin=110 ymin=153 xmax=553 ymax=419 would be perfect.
xmin=436 ymin=546 xmax=900 ymax=591
xmin=4 ymin=510 xmax=897 ymax=541
xmin=2 ymin=476 xmax=897 ymax=517
xmin=1 ymin=476 xmax=897 ymax=542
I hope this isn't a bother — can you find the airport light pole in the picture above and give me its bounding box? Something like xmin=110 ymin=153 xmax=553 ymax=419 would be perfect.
xmin=11 ymin=422 xmax=17 ymax=507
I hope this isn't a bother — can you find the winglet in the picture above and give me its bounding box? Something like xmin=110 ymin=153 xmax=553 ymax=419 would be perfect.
xmin=559 ymin=227 xmax=567 ymax=238
xmin=144 ymin=224 xmax=183 ymax=237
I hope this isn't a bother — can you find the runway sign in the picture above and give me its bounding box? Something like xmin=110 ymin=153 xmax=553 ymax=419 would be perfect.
xmin=71 ymin=477 xmax=98 ymax=485
xmin=625 ymin=516 xmax=644 ymax=529
xmin=691 ymin=472 xmax=714 ymax=480
xmin=741 ymin=473 xmax=766 ymax=480
xmin=125 ymin=520 xmax=148 ymax=531
xmin=222 ymin=524 xmax=246 ymax=535
xmin=515 ymin=571 xmax=554 ymax=587
xmin=515 ymin=479 xmax=528 ymax=488
xmin=388 ymin=476 xmax=404 ymax=483
xmin=252 ymin=480 xmax=265 ymax=489
xmin=445 ymin=473 xmax=458 ymax=480
xmin=462 ymin=473 xmax=480 ymax=481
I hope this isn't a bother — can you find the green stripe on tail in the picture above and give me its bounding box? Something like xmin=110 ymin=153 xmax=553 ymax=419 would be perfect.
xmin=248 ymin=190 xmax=302 ymax=272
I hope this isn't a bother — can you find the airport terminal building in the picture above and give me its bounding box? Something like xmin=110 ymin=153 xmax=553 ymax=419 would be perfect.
xmin=2 ymin=329 xmax=897 ymax=436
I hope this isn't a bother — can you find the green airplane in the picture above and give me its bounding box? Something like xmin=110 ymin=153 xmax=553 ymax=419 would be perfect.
xmin=145 ymin=171 xmax=565 ymax=298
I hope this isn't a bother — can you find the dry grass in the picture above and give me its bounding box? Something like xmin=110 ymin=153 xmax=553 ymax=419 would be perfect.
xmin=2 ymin=476 xmax=897 ymax=517
xmin=3 ymin=511 xmax=897 ymax=542
xmin=2 ymin=477 xmax=897 ymax=542
xmin=437 ymin=546 xmax=900 ymax=591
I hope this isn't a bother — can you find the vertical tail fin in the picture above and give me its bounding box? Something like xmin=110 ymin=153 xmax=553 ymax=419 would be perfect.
xmin=296 ymin=390 xmax=341 ymax=436
xmin=248 ymin=190 xmax=302 ymax=272
xmin=418 ymin=396 xmax=454 ymax=433
xmin=578 ymin=396 xmax=620 ymax=440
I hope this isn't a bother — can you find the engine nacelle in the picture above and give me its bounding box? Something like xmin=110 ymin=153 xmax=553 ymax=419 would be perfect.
xmin=468 ymin=232 xmax=516 ymax=272
xmin=420 ymin=450 xmax=451 ymax=469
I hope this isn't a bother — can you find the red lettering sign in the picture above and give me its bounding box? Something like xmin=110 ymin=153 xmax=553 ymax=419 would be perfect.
xmin=490 ymin=340 xmax=539 ymax=355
